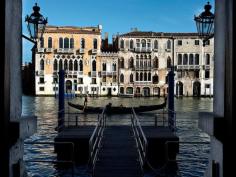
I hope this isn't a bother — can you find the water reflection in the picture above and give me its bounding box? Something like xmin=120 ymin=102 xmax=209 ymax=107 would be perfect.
xmin=23 ymin=96 xmax=212 ymax=177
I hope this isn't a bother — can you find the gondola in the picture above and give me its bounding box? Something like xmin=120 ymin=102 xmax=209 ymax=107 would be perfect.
xmin=68 ymin=98 xmax=167 ymax=114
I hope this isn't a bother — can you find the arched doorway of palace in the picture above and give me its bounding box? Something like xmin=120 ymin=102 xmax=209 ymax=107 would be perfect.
xmin=176 ymin=81 xmax=183 ymax=96
xmin=193 ymin=81 xmax=201 ymax=97
xmin=143 ymin=87 xmax=150 ymax=96
xmin=65 ymin=80 xmax=72 ymax=93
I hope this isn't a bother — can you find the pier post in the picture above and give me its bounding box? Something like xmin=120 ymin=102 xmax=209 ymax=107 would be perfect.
xmin=168 ymin=69 xmax=175 ymax=131
xmin=58 ymin=70 xmax=65 ymax=132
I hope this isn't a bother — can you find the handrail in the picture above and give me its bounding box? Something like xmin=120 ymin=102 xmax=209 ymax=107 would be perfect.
xmin=131 ymin=108 xmax=148 ymax=173
xmin=89 ymin=107 xmax=106 ymax=174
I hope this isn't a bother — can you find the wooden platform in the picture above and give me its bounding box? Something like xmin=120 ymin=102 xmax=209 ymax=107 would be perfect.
xmin=94 ymin=126 xmax=142 ymax=177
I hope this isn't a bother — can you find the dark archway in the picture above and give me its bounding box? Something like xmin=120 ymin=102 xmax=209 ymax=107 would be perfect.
xmin=176 ymin=81 xmax=183 ymax=96
xmin=65 ymin=80 xmax=72 ymax=93
xmin=143 ymin=87 xmax=150 ymax=97
xmin=193 ymin=81 xmax=201 ymax=97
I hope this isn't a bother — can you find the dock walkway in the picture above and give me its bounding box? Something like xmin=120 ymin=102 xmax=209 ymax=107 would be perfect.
xmin=93 ymin=126 xmax=142 ymax=177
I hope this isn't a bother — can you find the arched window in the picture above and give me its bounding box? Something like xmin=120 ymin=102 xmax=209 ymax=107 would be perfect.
xmin=59 ymin=37 xmax=63 ymax=48
xmin=79 ymin=60 xmax=83 ymax=71
xmin=154 ymin=40 xmax=158 ymax=49
xmin=70 ymin=38 xmax=74 ymax=48
xmin=53 ymin=60 xmax=57 ymax=71
xmin=140 ymin=72 xmax=143 ymax=81
xmin=120 ymin=74 xmax=124 ymax=83
xmin=178 ymin=54 xmax=182 ymax=65
xmin=189 ymin=54 xmax=194 ymax=65
xmin=195 ymin=54 xmax=199 ymax=65
xmin=141 ymin=39 xmax=146 ymax=48
xmin=64 ymin=38 xmax=69 ymax=48
xmin=48 ymin=37 xmax=52 ymax=48
xmin=206 ymin=54 xmax=210 ymax=65
xmin=92 ymin=60 xmax=96 ymax=71
xmin=129 ymin=57 xmax=134 ymax=68
xmin=153 ymin=57 xmax=159 ymax=68
xmin=183 ymin=54 xmax=188 ymax=65
xmin=112 ymin=63 xmax=116 ymax=71
xmin=148 ymin=72 xmax=151 ymax=81
xmin=167 ymin=40 xmax=171 ymax=49
xmin=64 ymin=60 xmax=68 ymax=70
xmin=69 ymin=60 xmax=73 ymax=71
xmin=130 ymin=74 xmax=133 ymax=83
xmin=144 ymin=72 xmax=147 ymax=81
xmin=81 ymin=38 xmax=85 ymax=49
xmin=167 ymin=57 xmax=172 ymax=68
xmin=120 ymin=39 xmax=124 ymax=48
xmin=40 ymin=59 xmax=44 ymax=70
xmin=136 ymin=72 xmax=139 ymax=81
xmin=40 ymin=37 xmax=44 ymax=48
xmin=102 ymin=63 xmax=106 ymax=71
xmin=119 ymin=58 xmax=124 ymax=68
xmin=74 ymin=60 xmax=78 ymax=71
xmin=130 ymin=40 xmax=134 ymax=49
xmin=93 ymin=38 xmax=97 ymax=49
xmin=153 ymin=74 xmax=159 ymax=84
xmin=59 ymin=59 xmax=63 ymax=71
xmin=140 ymin=55 xmax=143 ymax=59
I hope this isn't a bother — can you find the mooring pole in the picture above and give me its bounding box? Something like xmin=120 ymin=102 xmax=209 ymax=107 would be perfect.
xmin=168 ymin=37 xmax=175 ymax=131
xmin=58 ymin=70 xmax=65 ymax=132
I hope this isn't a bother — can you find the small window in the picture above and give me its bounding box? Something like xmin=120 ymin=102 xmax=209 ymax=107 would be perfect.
xmin=40 ymin=37 xmax=44 ymax=48
xmin=93 ymin=38 xmax=98 ymax=49
xmin=64 ymin=38 xmax=69 ymax=48
xmin=205 ymin=70 xmax=210 ymax=79
xmin=120 ymin=39 xmax=124 ymax=48
xmin=39 ymin=77 xmax=44 ymax=84
xmin=195 ymin=40 xmax=199 ymax=45
xmin=53 ymin=77 xmax=58 ymax=83
xmin=177 ymin=40 xmax=182 ymax=46
xmin=205 ymin=40 xmax=210 ymax=45
xmin=70 ymin=38 xmax=74 ymax=48
xmin=78 ymin=78 xmax=83 ymax=84
xmin=92 ymin=78 xmax=97 ymax=84
xmin=205 ymin=84 xmax=210 ymax=88
xmin=39 ymin=87 xmax=44 ymax=91
xmin=48 ymin=37 xmax=52 ymax=48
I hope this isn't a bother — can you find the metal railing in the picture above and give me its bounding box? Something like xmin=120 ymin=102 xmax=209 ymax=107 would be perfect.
xmin=131 ymin=108 xmax=148 ymax=173
xmin=24 ymin=141 xmax=75 ymax=177
xmin=89 ymin=107 xmax=106 ymax=174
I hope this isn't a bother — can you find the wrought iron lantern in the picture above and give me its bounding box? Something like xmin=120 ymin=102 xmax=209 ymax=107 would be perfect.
xmin=25 ymin=3 xmax=48 ymax=40
xmin=194 ymin=2 xmax=214 ymax=40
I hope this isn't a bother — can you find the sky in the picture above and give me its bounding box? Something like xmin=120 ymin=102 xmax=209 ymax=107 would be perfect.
xmin=22 ymin=0 xmax=214 ymax=63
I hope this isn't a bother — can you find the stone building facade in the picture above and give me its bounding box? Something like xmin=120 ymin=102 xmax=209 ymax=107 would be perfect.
xmin=117 ymin=31 xmax=214 ymax=97
xmin=35 ymin=26 xmax=214 ymax=97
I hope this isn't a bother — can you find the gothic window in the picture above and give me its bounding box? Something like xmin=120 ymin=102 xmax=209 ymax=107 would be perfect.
xmin=178 ymin=54 xmax=182 ymax=65
xmin=130 ymin=74 xmax=133 ymax=83
xmin=112 ymin=63 xmax=116 ymax=71
xmin=130 ymin=40 xmax=134 ymax=49
xmin=59 ymin=37 xmax=63 ymax=48
xmin=48 ymin=37 xmax=52 ymax=48
xmin=148 ymin=72 xmax=151 ymax=81
xmin=119 ymin=58 xmax=124 ymax=68
xmin=40 ymin=59 xmax=44 ymax=70
xmin=189 ymin=54 xmax=194 ymax=65
xmin=144 ymin=72 xmax=147 ymax=81
xmin=79 ymin=60 xmax=83 ymax=71
xmin=167 ymin=40 xmax=171 ymax=49
xmin=64 ymin=60 xmax=68 ymax=70
xmin=59 ymin=59 xmax=63 ymax=70
xmin=120 ymin=39 xmax=124 ymax=48
xmin=153 ymin=57 xmax=159 ymax=68
xmin=141 ymin=39 xmax=146 ymax=48
xmin=120 ymin=74 xmax=124 ymax=83
xmin=154 ymin=40 xmax=158 ymax=49
xmin=40 ymin=37 xmax=44 ymax=48
xmin=53 ymin=60 xmax=57 ymax=71
xmin=69 ymin=60 xmax=73 ymax=71
xmin=183 ymin=54 xmax=188 ymax=65
xmin=81 ymin=38 xmax=85 ymax=49
xmin=70 ymin=38 xmax=74 ymax=48
xmin=206 ymin=54 xmax=210 ymax=65
xmin=64 ymin=38 xmax=69 ymax=48
xmin=136 ymin=72 xmax=139 ymax=81
xmin=195 ymin=54 xmax=199 ymax=65
xmin=140 ymin=72 xmax=143 ymax=81
xmin=129 ymin=57 xmax=134 ymax=68
xmin=93 ymin=38 xmax=97 ymax=49
xmin=92 ymin=60 xmax=96 ymax=71
xmin=102 ymin=63 xmax=106 ymax=71
xmin=74 ymin=60 xmax=78 ymax=71
xmin=167 ymin=57 xmax=172 ymax=68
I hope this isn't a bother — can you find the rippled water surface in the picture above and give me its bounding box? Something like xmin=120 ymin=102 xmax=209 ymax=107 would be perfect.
xmin=22 ymin=96 xmax=212 ymax=177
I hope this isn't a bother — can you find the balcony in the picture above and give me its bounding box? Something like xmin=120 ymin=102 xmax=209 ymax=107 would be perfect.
xmin=165 ymin=48 xmax=171 ymax=52
xmin=91 ymin=71 xmax=97 ymax=77
xmin=177 ymin=65 xmax=201 ymax=70
xmin=205 ymin=65 xmax=210 ymax=69
xmin=135 ymin=66 xmax=152 ymax=70
xmin=56 ymin=48 xmax=74 ymax=54
xmin=37 ymin=48 xmax=45 ymax=53
xmin=78 ymin=71 xmax=83 ymax=75
xmin=79 ymin=48 xmax=85 ymax=54
xmin=153 ymin=48 xmax=158 ymax=52
xmin=134 ymin=48 xmax=141 ymax=52
xmin=45 ymin=48 xmax=53 ymax=53
xmin=36 ymin=70 xmax=44 ymax=76
xmin=91 ymin=49 xmax=97 ymax=54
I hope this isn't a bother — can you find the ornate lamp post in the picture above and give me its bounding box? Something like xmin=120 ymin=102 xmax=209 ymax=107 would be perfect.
xmin=23 ymin=3 xmax=48 ymax=95
xmin=194 ymin=2 xmax=214 ymax=46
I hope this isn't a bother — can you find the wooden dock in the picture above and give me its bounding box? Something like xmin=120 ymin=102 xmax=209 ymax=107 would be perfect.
xmin=93 ymin=126 xmax=142 ymax=177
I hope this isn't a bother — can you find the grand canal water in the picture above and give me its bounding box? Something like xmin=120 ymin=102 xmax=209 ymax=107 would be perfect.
xmin=22 ymin=96 xmax=212 ymax=177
